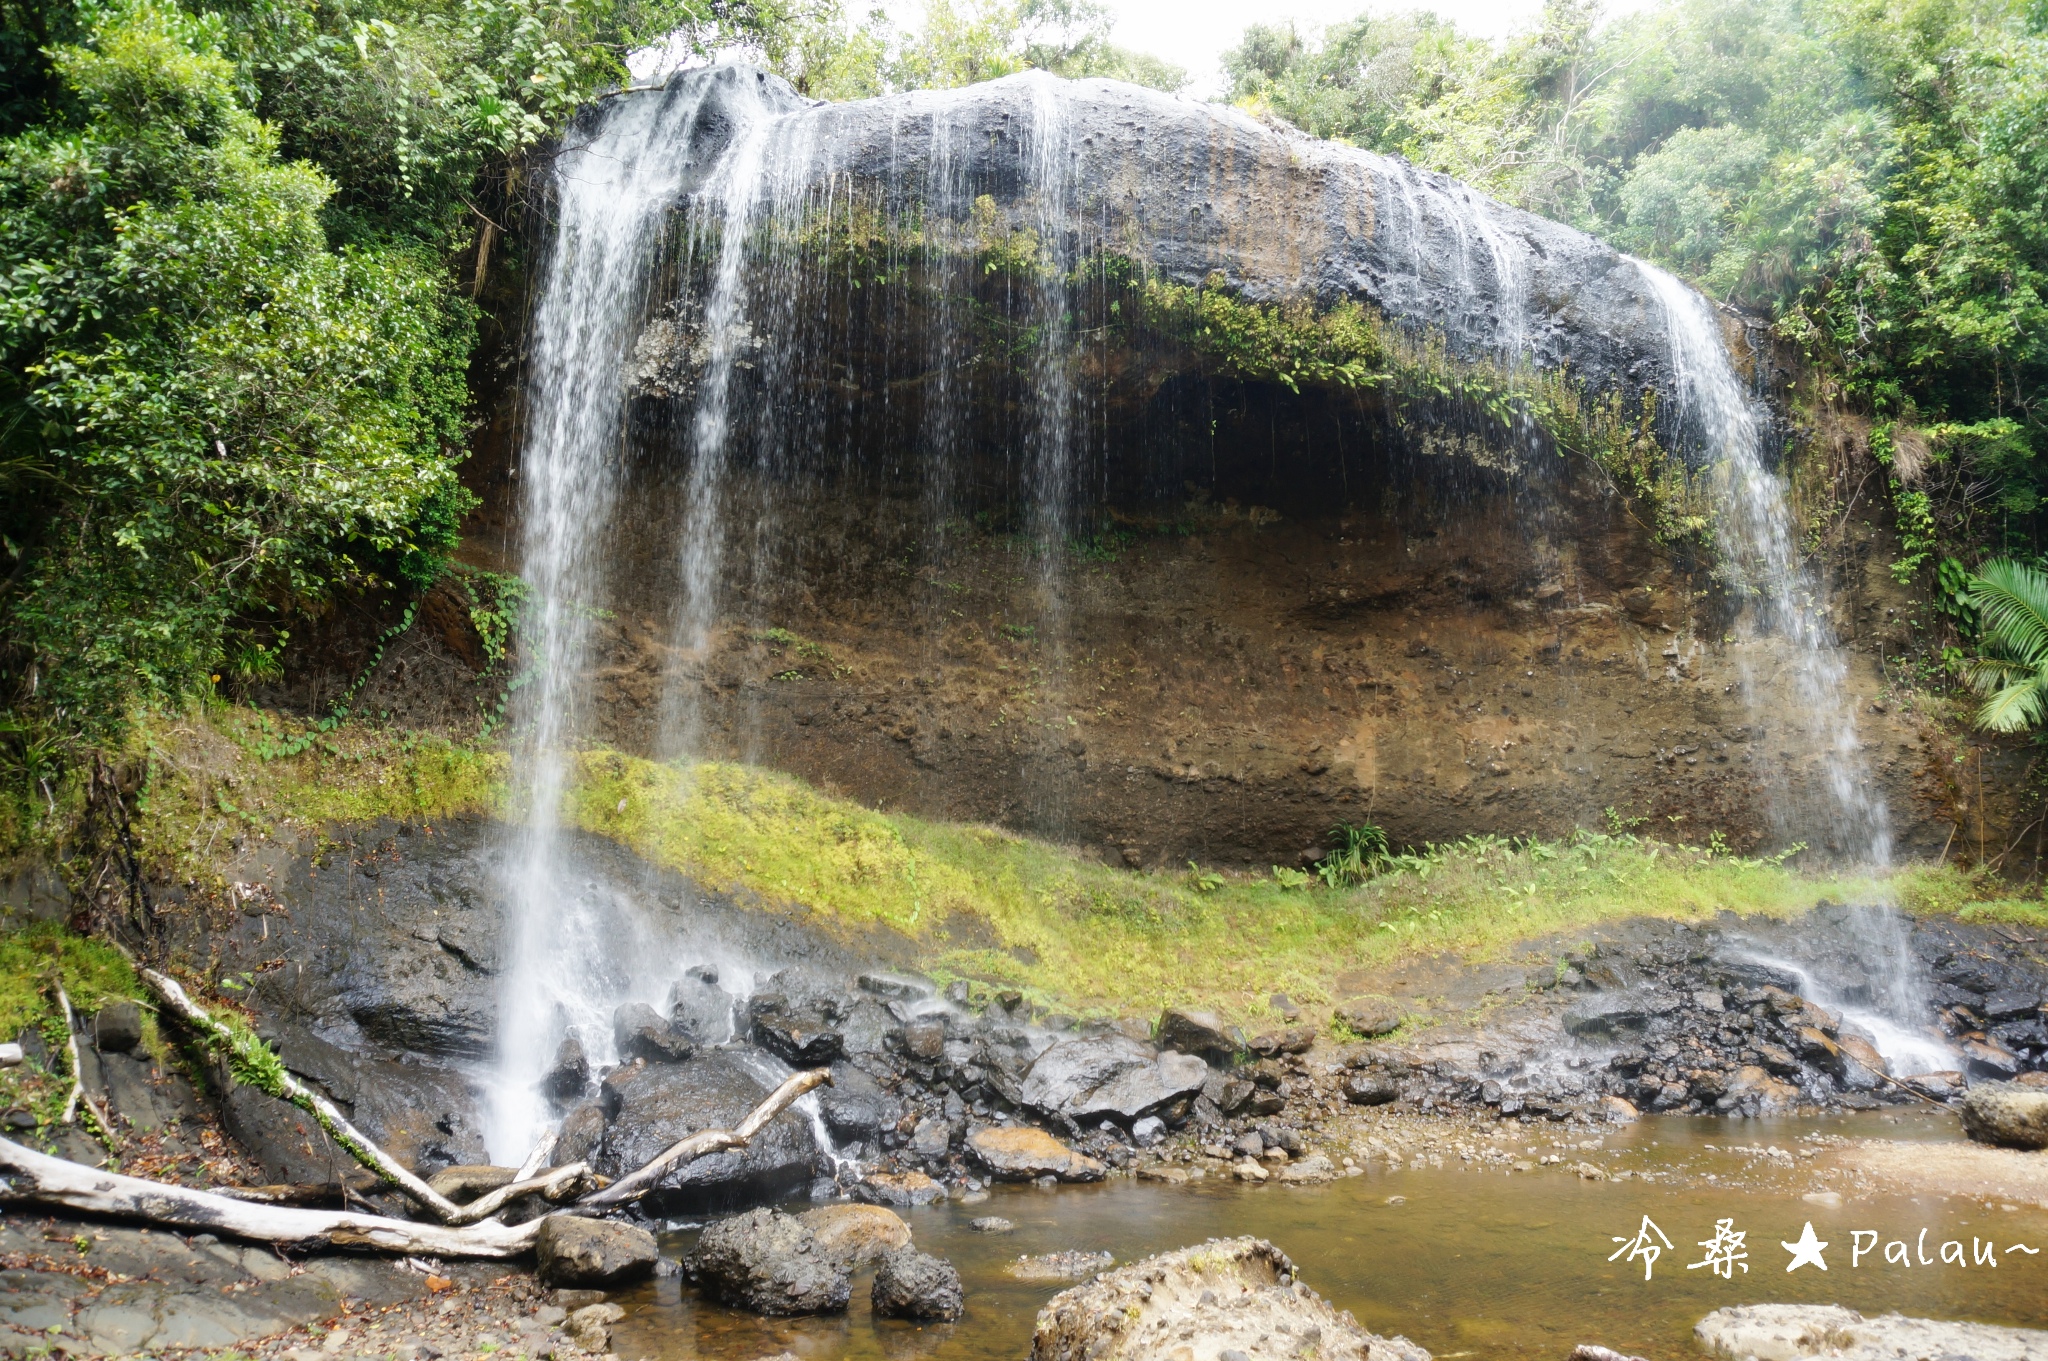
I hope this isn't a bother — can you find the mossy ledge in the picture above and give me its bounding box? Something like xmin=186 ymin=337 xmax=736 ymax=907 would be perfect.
xmin=12 ymin=709 xmax=2034 ymax=1024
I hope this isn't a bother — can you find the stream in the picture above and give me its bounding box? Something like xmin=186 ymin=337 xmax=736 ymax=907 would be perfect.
xmin=613 ymin=1112 xmax=2048 ymax=1360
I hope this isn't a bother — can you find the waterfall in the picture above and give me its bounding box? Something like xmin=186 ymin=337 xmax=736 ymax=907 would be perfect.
xmin=489 ymin=68 xmax=1953 ymax=1145
xmin=487 ymin=81 xmax=726 ymax=1161
xmin=1636 ymin=264 xmax=1943 ymax=1074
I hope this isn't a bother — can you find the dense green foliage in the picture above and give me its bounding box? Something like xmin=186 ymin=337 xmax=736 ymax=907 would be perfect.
xmin=0 ymin=0 xmax=716 ymax=746
xmin=756 ymin=0 xmax=1187 ymax=99
xmin=1962 ymin=557 xmax=2048 ymax=730
xmin=1226 ymin=0 xmax=2048 ymax=577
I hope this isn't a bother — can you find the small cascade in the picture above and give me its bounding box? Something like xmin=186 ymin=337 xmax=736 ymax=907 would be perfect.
xmin=1636 ymin=264 xmax=1943 ymax=1073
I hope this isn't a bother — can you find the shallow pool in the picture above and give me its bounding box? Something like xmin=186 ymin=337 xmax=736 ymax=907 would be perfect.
xmin=613 ymin=1112 xmax=2048 ymax=1361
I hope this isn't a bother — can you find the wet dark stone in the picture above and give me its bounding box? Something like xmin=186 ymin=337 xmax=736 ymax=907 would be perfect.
xmin=595 ymin=1050 xmax=822 ymax=1212
xmin=688 ymin=1208 xmax=850 ymax=1316
xmin=752 ymin=1006 xmax=845 ymax=1067
xmin=871 ymin=1248 xmax=964 ymax=1322
xmin=535 ymin=1216 xmax=657 ymax=1288
xmin=614 ymin=1002 xmax=693 ymax=1063
xmin=93 ymin=1001 xmax=144 ymax=1054
xmin=1016 ymin=1036 xmax=1207 ymax=1124
xmin=1155 ymin=1008 xmax=1241 ymax=1059
xmin=544 ymin=1034 xmax=591 ymax=1102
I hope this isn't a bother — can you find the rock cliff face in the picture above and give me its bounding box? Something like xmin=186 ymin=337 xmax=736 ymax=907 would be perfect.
xmin=434 ymin=64 xmax=1956 ymax=865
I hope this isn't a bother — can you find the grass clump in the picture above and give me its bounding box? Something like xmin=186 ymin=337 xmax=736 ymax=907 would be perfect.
xmin=567 ymin=749 xmax=1905 ymax=1019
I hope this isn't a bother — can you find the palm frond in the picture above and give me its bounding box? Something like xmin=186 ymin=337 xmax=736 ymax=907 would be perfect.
xmin=1967 ymin=558 xmax=2048 ymax=668
xmin=1963 ymin=655 xmax=2035 ymax=696
xmin=1976 ymin=678 xmax=2048 ymax=734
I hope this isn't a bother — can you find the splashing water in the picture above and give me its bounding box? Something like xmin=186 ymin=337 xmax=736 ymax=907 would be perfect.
xmin=1635 ymin=264 xmax=1943 ymax=1073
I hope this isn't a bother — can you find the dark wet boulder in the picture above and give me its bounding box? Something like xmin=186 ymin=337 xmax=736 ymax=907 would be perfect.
xmin=543 ymin=1033 xmax=591 ymax=1102
xmin=750 ymin=998 xmax=845 ymax=1066
xmin=1961 ymin=1036 xmax=2024 ymax=1078
xmin=818 ymin=1062 xmax=898 ymax=1142
xmin=614 ymin=1002 xmax=693 ymax=1063
xmin=1341 ymin=1073 xmax=1399 ymax=1107
xmin=1017 ymin=1036 xmax=1207 ymax=1123
xmin=1155 ymin=1008 xmax=1240 ymax=1059
xmin=553 ymin=1102 xmax=607 ymax=1164
xmin=1202 ymin=1070 xmax=1254 ymax=1114
xmin=872 ymin=1247 xmax=964 ymax=1322
xmin=534 ymin=1215 xmax=658 ymax=1287
xmin=688 ymin=1208 xmax=850 ymax=1315
xmin=93 ymin=1000 xmax=144 ymax=1053
xmin=1960 ymin=1081 xmax=2048 ymax=1149
xmin=594 ymin=1050 xmax=822 ymax=1210
xmin=666 ymin=969 xmax=737 ymax=1043
xmin=967 ymin=1125 xmax=1106 ymax=1182
xmin=901 ymin=1016 xmax=947 ymax=1060
xmin=1028 ymin=1237 xmax=1429 ymax=1361
xmin=1563 ymin=991 xmax=1673 ymax=1040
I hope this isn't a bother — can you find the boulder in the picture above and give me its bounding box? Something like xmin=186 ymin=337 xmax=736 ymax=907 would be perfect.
xmin=1959 ymin=1081 xmax=2048 ymax=1150
xmin=1714 ymin=1065 xmax=1799 ymax=1116
xmin=797 ymin=1205 xmax=912 ymax=1266
xmin=911 ymin=1115 xmax=954 ymax=1159
xmin=1202 ymin=1071 xmax=1254 ymax=1114
xmin=871 ymin=1248 xmax=965 ymax=1322
xmin=1332 ymin=997 xmax=1403 ymax=1038
xmin=1017 ymin=1037 xmax=1207 ymax=1123
xmin=533 ymin=1215 xmax=658 ymax=1288
xmin=854 ymin=1170 xmax=947 ymax=1206
xmin=614 ymin=1002 xmax=693 ymax=1063
xmin=1562 ymin=993 xmax=1662 ymax=1041
xmin=1696 ymin=1304 xmax=2048 ymax=1361
xmin=593 ymin=1050 xmax=822 ymax=1209
xmin=1904 ymin=1070 xmax=1965 ymax=1101
xmin=1245 ymin=1027 xmax=1317 ymax=1057
xmin=553 ymin=1103 xmax=607 ymax=1165
xmin=565 ymin=1302 xmax=624 ymax=1352
xmin=1029 ymin=1237 xmax=1429 ymax=1361
xmin=666 ymin=970 xmax=737 ymax=1043
xmin=1341 ymin=1073 xmax=1399 ymax=1107
xmin=1832 ymin=1035 xmax=1886 ymax=1091
xmin=969 ymin=1217 xmax=1015 ymax=1233
xmin=689 ymin=1208 xmax=850 ymax=1316
xmin=967 ymin=1125 xmax=1107 ymax=1182
xmin=752 ymin=1004 xmax=845 ymax=1066
xmin=94 ymin=1000 xmax=144 ymax=1053
xmin=543 ymin=1034 xmax=590 ymax=1102
xmin=818 ymin=1063 xmax=899 ymax=1142
xmin=1961 ymin=1037 xmax=2024 ymax=1078
xmin=1154 ymin=1009 xmax=1241 ymax=1059
xmin=902 ymin=1017 xmax=947 ymax=1061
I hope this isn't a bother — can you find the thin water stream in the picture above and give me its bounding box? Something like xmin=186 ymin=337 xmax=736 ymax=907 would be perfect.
xmin=615 ymin=1113 xmax=2048 ymax=1361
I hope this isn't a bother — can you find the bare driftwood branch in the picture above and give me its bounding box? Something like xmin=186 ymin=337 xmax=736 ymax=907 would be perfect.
xmin=514 ymin=1130 xmax=556 ymax=1181
xmin=0 ymin=1137 xmax=538 ymax=1257
xmin=579 ymin=1067 xmax=831 ymax=1208
xmin=53 ymin=983 xmax=116 ymax=1149
xmin=137 ymin=968 xmax=464 ymax=1222
xmin=445 ymin=1161 xmax=600 ymax=1226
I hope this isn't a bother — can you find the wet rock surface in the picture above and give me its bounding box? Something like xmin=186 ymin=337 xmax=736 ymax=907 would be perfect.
xmin=967 ymin=1125 xmax=1107 ymax=1182
xmin=533 ymin=1214 xmax=658 ymax=1287
xmin=594 ymin=1051 xmax=824 ymax=1211
xmin=1695 ymin=1303 xmax=2048 ymax=1361
xmin=796 ymin=1204 xmax=912 ymax=1265
xmin=870 ymin=1246 xmax=965 ymax=1322
xmin=1029 ymin=1237 xmax=1429 ymax=1361
xmin=687 ymin=1207 xmax=852 ymax=1316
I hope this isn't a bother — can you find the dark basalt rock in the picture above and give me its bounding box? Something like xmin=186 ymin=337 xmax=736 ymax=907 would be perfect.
xmin=614 ymin=1001 xmax=693 ymax=1063
xmin=1017 ymin=1036 xmax=1207 ymax=1124
xmin=594 ymin=1049 xmax=822 ymax=1211
xmin=871 ymin=1247 xmax=964 ymax=1322
xmin=1154 ymin=1008 xmax=1240 ymax=1060
xmin=543 ymin=1033 xmax=591 ymax=1102
xmin=93 ymin=1001 xmax=144 ymax=1054
xmin=750 ymin=996 xmax=846 ymax=1066
xmin=666 ymin=969 xmax=737 ymax=1043
xmin=688 ymin=1208 xmax=850 ymax=1316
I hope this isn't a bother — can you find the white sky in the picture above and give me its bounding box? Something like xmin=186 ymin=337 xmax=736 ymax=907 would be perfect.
xmin=1105 ymin=0 xmax=1566 ymax=97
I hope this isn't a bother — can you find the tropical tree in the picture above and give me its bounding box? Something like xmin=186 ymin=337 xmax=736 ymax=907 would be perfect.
xmin=1961 ymin=557 xmax=2048 ymax=731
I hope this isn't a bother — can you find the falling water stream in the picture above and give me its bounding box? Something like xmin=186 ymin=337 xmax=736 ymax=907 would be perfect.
xmin=492 ymin=65 xmax=1947 ymax=1157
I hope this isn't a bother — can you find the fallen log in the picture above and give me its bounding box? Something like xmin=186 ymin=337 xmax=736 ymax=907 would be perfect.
xmin=0 ymin=1136 xmax=538 ymax=1257
xmin=137 ymin=968 xmax=465 ymax=1222
xmin=446 ymin=1161 xmax=600 ymax=1226
xmin=53 ymin=983 xmax=116 ymax=1150
xmin=578 ymin=1067 xmax=831 ymax=1207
